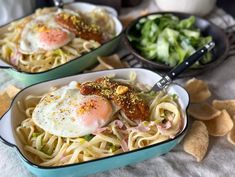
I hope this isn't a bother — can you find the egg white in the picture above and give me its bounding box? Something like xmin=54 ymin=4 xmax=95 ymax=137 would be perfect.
xmin=32 ymin=81 xmax=115 ymax=138
xmin=19 ymin=11 xmax=75 ymax=54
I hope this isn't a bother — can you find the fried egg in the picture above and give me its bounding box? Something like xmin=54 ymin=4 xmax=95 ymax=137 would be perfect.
xmin=32 ymin=81 xmax=114 ymax=138
xmin=19 ymin=10 xmax=76 ymax=54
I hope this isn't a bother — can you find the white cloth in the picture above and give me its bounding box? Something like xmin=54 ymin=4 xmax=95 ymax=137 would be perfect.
xmin=0 ymin=1 xmax=235 ymax=177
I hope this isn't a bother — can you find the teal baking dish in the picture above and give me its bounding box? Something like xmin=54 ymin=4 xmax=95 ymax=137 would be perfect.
xmin=0 ymin=68 xmax=189 ymax=177
xmin=0 ymin=2 xmax=123 ymax=86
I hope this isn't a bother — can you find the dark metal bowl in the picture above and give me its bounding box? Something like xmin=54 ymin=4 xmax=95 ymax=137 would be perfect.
xmin=124 ymin=12 xmax=229 ymax=77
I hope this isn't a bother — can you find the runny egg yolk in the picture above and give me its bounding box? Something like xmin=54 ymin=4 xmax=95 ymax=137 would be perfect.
xmin=76 ymin=96 xmax=113 ymax=127
xmin=39 ymin=28 xmax=71 ymax=50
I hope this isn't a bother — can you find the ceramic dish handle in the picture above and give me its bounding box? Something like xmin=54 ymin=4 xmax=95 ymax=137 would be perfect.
xmin=0 ymin=60 xmax=14 ymax=69
xmin=167 ymin=41 xmax=215 ymax=80
xmin=0 ymin=111 xmax=16 ymax=147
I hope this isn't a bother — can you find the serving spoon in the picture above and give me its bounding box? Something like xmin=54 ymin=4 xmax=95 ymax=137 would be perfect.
xmin=151 ymin=41 xmax=215 ymax=92
xmin=53 ymin=0 xmax=64 ymax=9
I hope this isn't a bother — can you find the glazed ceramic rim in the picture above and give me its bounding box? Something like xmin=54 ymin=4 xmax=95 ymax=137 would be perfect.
xmin=124 ymin=11 xmax=229 ymax=71
xmin=0 ymin=2 xmax=124 ymax=75
xmin=0 ymin=68 xmax=189 ymax=169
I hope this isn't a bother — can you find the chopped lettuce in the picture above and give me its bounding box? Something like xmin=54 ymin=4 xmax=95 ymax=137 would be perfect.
xmin=162 ymin=28 xmax=179 ymax=45
xmin=178 ymin=16 xmax=196 ymax=29
xmin=156 ymin=35 xmax=169 ymax=61
xmin=128 ymin=14 xmax=213 ymax=67
xmin=182 ymin=29 xmax=200 ymax=39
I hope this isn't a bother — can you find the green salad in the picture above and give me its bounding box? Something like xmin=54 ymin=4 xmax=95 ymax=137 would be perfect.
xmin=127 ymin=14 xmax=213 ymax=67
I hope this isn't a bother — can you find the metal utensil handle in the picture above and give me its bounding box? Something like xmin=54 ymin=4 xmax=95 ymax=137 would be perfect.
xmin=53 ymin=0 xmax=64 ymax=9
xmin=168 ymin=41 xmax=215 ymax=80
xmin=151 ymin=41 xmax=215 ymax=91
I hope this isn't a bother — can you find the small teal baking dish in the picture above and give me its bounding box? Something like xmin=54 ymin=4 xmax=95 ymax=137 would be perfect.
xmin=0 ymin=68 xmax=189 ymax=177
xmin=0 ymin=2 xmax=123 ymax=86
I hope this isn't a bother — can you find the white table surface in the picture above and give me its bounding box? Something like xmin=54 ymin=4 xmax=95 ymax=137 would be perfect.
xmin=0 ymin=1 xmax=235 ymax=177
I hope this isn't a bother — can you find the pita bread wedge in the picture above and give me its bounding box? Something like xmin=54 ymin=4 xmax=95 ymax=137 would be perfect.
xmin=188 ymin=103 xmax=221 ymax=120
xmin=91 ymin=63 xmax=108 ymax=71
xmin=5 ymin=85 xmax=20 ymax=98
xmin=185 ymin=78 xmax=211 ymax=103
xmin=183 ymin=121 xmax=209 ymax=162
xmin=97 ymin=55 xmax=125 ymax=69
xmin=212 ymin=99 xmax=235 ymax=116
xmin=204 ymin=110 xmax=234 ymax=136
xmin=0 ymin=93 xmax=11 ymax=117
xmin=227 ymin=116 xmax=235 ymax=145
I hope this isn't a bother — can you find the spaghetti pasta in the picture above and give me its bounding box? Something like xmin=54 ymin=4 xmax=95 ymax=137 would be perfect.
xmin=16 ymin=75 xmax=183 ymax=166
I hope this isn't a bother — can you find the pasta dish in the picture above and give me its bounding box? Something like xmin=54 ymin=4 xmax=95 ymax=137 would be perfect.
xmin=0 ymin=8 xmax=115 ymax=73
xmin=16 ymin=73 xmax=183 ymax=166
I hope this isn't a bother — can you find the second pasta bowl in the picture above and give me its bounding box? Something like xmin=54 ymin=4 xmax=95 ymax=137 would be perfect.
xmin=0 ymin=2 xmax=123 ymax=85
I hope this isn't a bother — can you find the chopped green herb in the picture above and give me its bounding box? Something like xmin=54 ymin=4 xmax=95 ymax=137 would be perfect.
xmin=83 ymin=134 xmax=94 ymax=141
xmin=32 ymin=132 xmax=40 ymax=138
xmin=172 ymin=94 xmax=178 ymax=101
xmin=109 ymin=144 xmax=118 ymax=153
